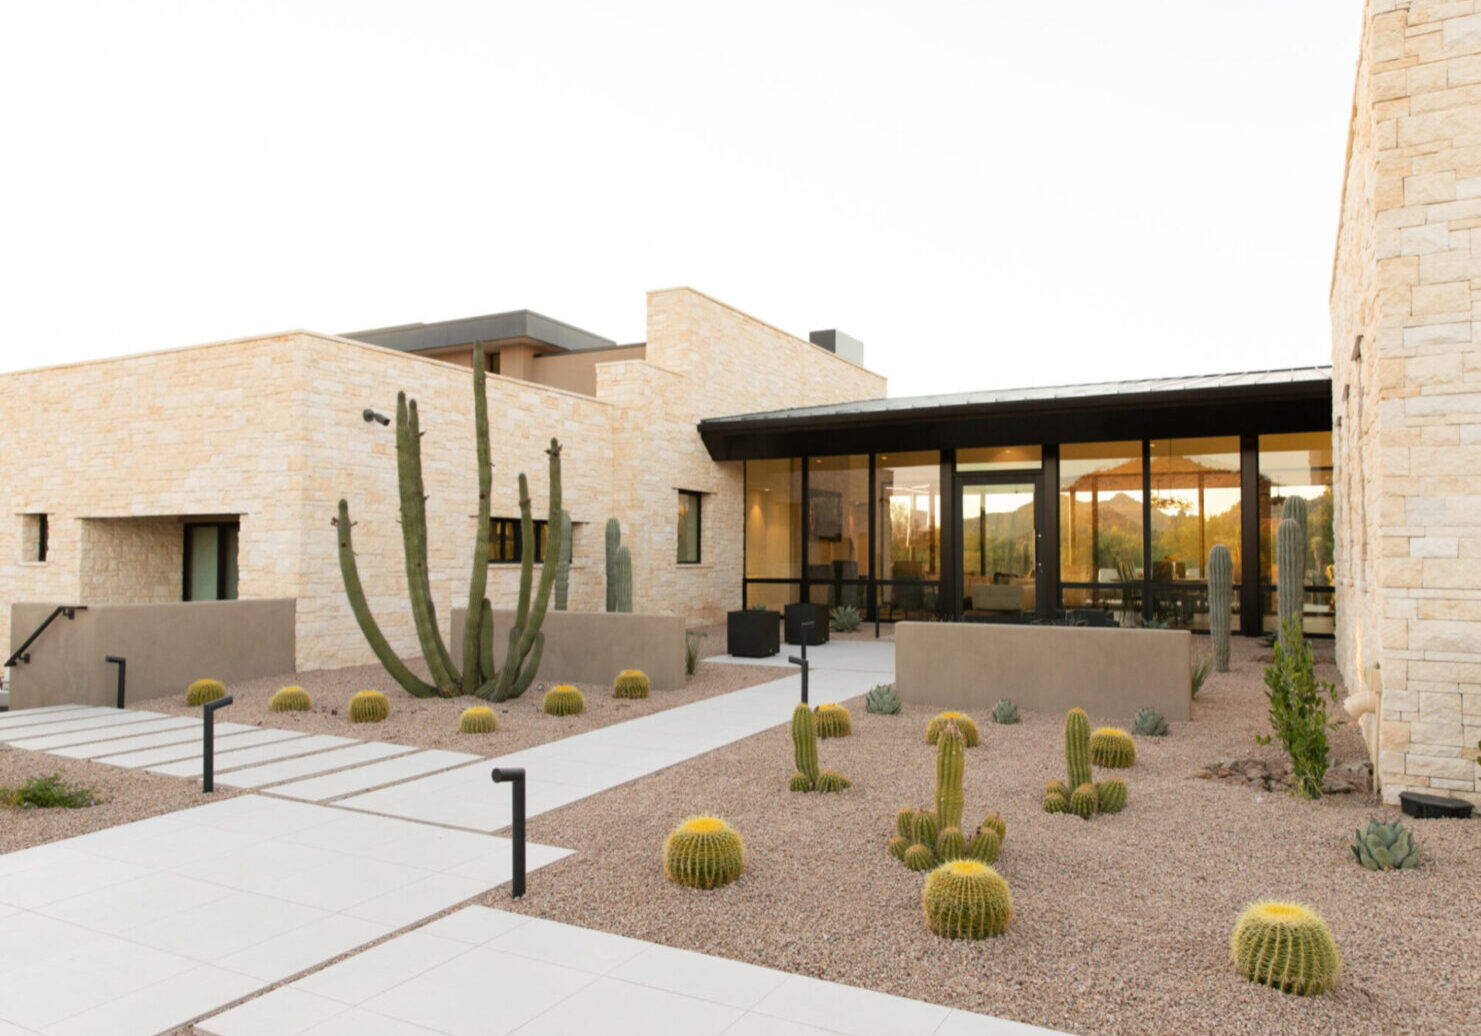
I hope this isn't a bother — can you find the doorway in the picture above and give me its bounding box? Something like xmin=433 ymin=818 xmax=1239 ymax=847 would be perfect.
xmin=956 ymin=475 xmax=1043 ymax=622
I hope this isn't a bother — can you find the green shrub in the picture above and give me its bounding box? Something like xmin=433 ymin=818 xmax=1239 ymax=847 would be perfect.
xmin=1 ymin=773 xmax=99 ymax=809
xmin=1257 ymin=619 xmax=1339 ymax=799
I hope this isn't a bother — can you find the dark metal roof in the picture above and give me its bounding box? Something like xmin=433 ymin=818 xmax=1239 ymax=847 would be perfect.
xmin=342 ymin=310 xmax=616 ymax=354
xmin=698 ymin=366 xmax=1333 ymax=461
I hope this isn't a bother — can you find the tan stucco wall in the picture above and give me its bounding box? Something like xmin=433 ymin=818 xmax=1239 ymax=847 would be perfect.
xmin=895 ymin=622 xmax=1193 ymax=722
xmin=1332 ymin=0 xmax=1481 ymax=805
xmin=450 ymin=608 xmax=686 ymax=691
xmin=8 ymin=599 xmax=296 ymax=708
xmin=0 ymin=288 xmax=887 ymax=676
xmin=529 ymin=344 xmax=646 ymax=395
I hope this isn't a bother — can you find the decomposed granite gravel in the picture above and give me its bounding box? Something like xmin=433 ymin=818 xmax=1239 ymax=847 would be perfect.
xmin=149 ymin=658 xmax=791 ymax=756
xmin=492 ymin=637 xmax=1481 ymax=1036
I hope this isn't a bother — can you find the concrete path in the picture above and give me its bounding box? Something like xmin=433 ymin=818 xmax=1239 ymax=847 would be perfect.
xmin=0 ymin=797 xmax=569 ymax=1036
xmin=198 ymin=906 xmax=1055 ymax=1036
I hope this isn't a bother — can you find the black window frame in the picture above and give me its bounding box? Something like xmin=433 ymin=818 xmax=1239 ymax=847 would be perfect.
xmin=183 ymin=520 xmax=240 ymax=602
xmin=35 ymin=513 xmax=48 ymax=563
xmin=677 ymin=490 xmax=702 ymax=564
xmin=490 ymin=517 xmax=547 ymax=564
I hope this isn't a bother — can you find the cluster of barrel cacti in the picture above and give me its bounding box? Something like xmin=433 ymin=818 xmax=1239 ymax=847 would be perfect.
xmin=1231 ymin=901 xmax=1340 ymax=995
xmin=613 ymin=669 xmax=650 ymax=699
xmin=543 ymin=685 xmax=585 ymax=716
xmin=922 ymin=859 xmax=1013 ymax=939
xmin=1132 ymin=707 xmax=1168 ymax=737
xmin=335 ymin=347 xmax=562 ymax=703
xmin=889 ymin=721 xmax=1007 ymax=871
xmin=790 ymin=704 xmax=850 ymax=792
xmin=269 ymin=686 xmax=312 ymax=712
xmin=605 ymin=518 xmax=632 ymax=612
xmin=1042 ymin=708 xmax=1128 ymax=818
xmin=458 ymin=705 xmax=498 ymax=734
xmin=926 ymin=711 xmax=980 ymax=747
xmin=990 ymin=699 xmax=1019 ymax=725
xmin=186 ymin=679 xmax=226 ymax=706
xmin=663 ymin=816 xmax=745 ymax=889
xmin=865 ymin=684 xmax=901 ymax=715
xmin=1090 ymin=728 xmax=1136 ymax=768
xmin=1207 ymin=543 xmax=1233 ymax=672
xmin=348 ymin=690 xmax=389 ymax=724
xmin=814 ymin=703 xmax=852 ymax=738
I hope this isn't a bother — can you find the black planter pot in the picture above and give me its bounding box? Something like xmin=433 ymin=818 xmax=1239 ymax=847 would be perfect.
xmin=784 ymin=603 xmax=830 ymax=646
xmin=727 ymin=609 xmax=780 ymax=658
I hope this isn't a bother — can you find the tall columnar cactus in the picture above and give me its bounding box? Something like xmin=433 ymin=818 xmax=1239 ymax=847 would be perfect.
xmin=1277 ymin=516 xmax=1304 ymax=649
xmin=1065 ymin=707 xmax=1092 ymax=790
xmin=791 ymin=703 xmax=819 ymax=790
xmin=604 ymin=518 xmax=626 ymax=612
xmin=935 ymin=722 xmax=966 ymax=832
xmin=336 ymin=345 xmax=562 ymax=702
xmin=1282 ymin=494 xmax=1310 ymax=552
xmin=553 ymin=509 xmax=572 ymax=611
xmin=1207 ymin=544 xmax=1232 ymax=672
xmin=614 ymin=544 xmax=633 ymax=612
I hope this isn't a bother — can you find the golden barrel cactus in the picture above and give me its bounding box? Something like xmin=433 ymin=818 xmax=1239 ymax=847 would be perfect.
xmin=814 ymin=703 xmax=852 ymax=739
xmin=1231 ymin=901 xmax=1340 ymax=996
xmin=1090 ymin=727 xmax=1137 ymax=768
xmin=663 ymin=816 xmax=745 ymax=889
xmin=268 ymin=686 xmax=311 ymax=712
xmin=458 ymin=706 xmax=498 ymax=734
xmin=348 ymin=690 xmax=389 ymax=723
xmin=186 ymin=679 xmax=226 ymax=706
xmin=926 ymin=711 xmax=980 ymax=747
xmin=922 ymin=860 xmax=1013 ymax=939
xmin=613 ymin=670 xmax=650 ymax=699
xmin=543 ymin=685 xmax=585 ymax=716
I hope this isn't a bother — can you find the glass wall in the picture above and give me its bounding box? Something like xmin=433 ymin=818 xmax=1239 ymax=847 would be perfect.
xmin=1060 ymin=442 xmax=1143 ymax=622
xmin=958 ymin=445 xmax=1042 ymax=472
xmin=744 ymin=458 xmax=801 ymax=608
xmin=876 ymin=451 xmax=940 ymax=620
xmin=1147 ymin=437 xmax=1241 ymax=630
xmin=806 ymin=454 xmax=870 ymax=610
xmin=1259 ymin=432 xmax=1335 ymax=634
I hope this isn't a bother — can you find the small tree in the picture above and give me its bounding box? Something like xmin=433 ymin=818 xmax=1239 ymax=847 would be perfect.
xmin=1257 ymin=617 xmax=1340 ymax=798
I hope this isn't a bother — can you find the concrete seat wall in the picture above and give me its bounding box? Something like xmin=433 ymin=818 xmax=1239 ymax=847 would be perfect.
xmin=450 ymin=608 xmax=686 ymax=691
xmin=895 ymin=622 xmax=1193 ymax=722
xmin=7 ymin=599 xmax=296 ymax=709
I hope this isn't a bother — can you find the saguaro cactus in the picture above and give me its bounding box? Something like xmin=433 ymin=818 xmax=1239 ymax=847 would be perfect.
xmin=1282 ymin=495 xmax=1309 ymax=553
xmin=605 ymin=518 xmax=622 ymax=612
xmin=553 ymin=510 xmax=572 ymax=610
xmin=614 ymin=544 xmax=633 ymax=612
xmin=1066 ymin=707 xmax=1093 ymax=791
xmin=1207 ymin=544 xmax=1232 ymax=672
xmin=1277 ymin=517 xmax=1304 ymax=649
xmin=336 ymin=345 xmax=563 ymax=702
xmin=936 ymin=722 xmax=966 ymax=832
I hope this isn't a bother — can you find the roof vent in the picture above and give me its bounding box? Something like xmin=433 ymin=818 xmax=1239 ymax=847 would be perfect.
xmin=808 ymin=329 xmax=864 ymax=365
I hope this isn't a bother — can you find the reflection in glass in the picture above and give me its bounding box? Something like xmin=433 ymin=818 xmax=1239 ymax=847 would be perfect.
xmin=1259 ymin=432 xmax=1335 ymax=635
xmin=961 ymin=483 xmax=1037 ymax=620
xmin=745 ymin=459 xmax=801 ymax=579
xmin=876 ymin=451 xmax=941 ymax=620
xmin=1149 ymin=438 xmax=1241 ymax=578
xmin=957 ymin=445 xmax=1042 ymax=472
xmin=806 ymin=455 xmax=869 ymax=610
xmin=1059 ymin=442 xmax=1144 ymax=585
xmin=744 ymin=581 xmax=799 ymax=611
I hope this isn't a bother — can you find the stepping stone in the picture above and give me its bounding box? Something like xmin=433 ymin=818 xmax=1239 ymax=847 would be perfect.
xmin=146 ymin=733 xmax=355 ymax=777
xmin=269 ymin=748 xmax=484 ymax=802
xmin=0 ymin=709 xmax=168 ymax=742
xmin=8 ymin=716 xmax=199 ymax=752
xmin=0 ymin=704 xmax=97 ymax=728
xmin=51 ymin=721 xmax=257 ymax=760
xmin=102 ymin=728 xmax=305 ymax=769
xmin=215 ymin=741 xmax=416 ymax=789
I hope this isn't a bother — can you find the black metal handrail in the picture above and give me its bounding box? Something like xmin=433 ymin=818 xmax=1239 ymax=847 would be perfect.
xmin=4 ymin=606 xmax=86 ymax=668
xmin=491 ymin=767 xmax=527 ymax=897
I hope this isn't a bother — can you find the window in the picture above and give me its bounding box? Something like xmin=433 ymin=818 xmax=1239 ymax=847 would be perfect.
xmin=678 ymin=491 xmax=702 ymax=564
xmin=184 ymin=521 xmax=239 ymax=601
xmin=21 ymin=513 xmax=49 ymax=562
xmin=490 ymin=518 xmax=547 ymax=563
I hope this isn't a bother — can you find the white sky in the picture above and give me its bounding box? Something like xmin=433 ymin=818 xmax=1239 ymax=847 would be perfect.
xmin=0 ymin=0 xmax=1361 ymax=399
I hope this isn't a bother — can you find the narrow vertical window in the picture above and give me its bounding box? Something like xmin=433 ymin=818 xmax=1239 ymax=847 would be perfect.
xmin=677 ymin=491 xmax=701 ymax=564
xmin=21 ymin=513 xmax=48 ymax=563
xmin=36 ymin=513 xmax=48 ymax=562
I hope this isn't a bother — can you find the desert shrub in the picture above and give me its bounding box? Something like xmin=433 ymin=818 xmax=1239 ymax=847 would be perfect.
xmin=1132 ymin=707 xmax=1168 ymax=737
xmin=684 ymin=630 xmax=705 ymax=675
xmin=1 ymin=773 xmax=99 ymax=809
xmin=1257 ymin=619 xmax=1339 ymax=798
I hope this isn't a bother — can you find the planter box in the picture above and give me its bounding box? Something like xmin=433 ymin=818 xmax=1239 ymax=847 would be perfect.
xmin=784 ymin=603 xmax=830 ymax=646
xmin=727 ymin=609 xmax=780 ymax=658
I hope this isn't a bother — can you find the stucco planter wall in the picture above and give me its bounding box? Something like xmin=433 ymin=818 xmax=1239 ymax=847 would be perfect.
xmin=450 ymin=608 xmax=686 ymax=691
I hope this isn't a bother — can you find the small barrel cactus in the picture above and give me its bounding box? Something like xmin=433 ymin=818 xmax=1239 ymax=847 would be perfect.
xmin=1069 ymin=782 xmax=1099 ymax=818
xmin=912 ymin=810 xmax=940 ymax=850
xmin=936 ymin=826 xmax=966 ymax=862
xmin=966 ymin=826 xmax=1001 ymax=864
xmin=927 ymin=711 xmax=980 ymax=747
xmin=896 ymin=807 xmax=917 ymax=840
xmin=888 ymin=835 xmax=910 ymax=860
xmin=814 ymin=703 xmax=852 ymax=739
xmin=977 ymin=813 xmax=1007 ymax=841
xmin=1044 ymin=779 xmax=1069 ymax=800
xmin=543 ymin=685 xmax=585 ymax=716
xmin=1090 ymin=728 xmax=1137 ymax=768
xmin=613 ymin=669 xmax=650 ymax=700
xmin=1350 ymin=818 xmax=1420 ymax=871
xmin=789 ymin=772 xmax=813 ymax=792
xmin=1043 ymin=790 xmax=1069 ymax=814
xmin=922 ymin=860 xmax=1012 ymax=939
xmin=458 ymin=705 xmax=498 ymax=734
xmin=186 ymin=678 xmax=226 ymax=706
xmin=829 ymin=604 xmax=861 ymax=632
xmin=1132 ymin=707 xmax=1168 ymax=737
xmin=903 ymin=843 xmax=936 ymax=871
xmin=1231 ymin=901 xmax=1340 ymax=995
xmin=865 ymin=683 xmax=901 ymax=715
xmin=663 ymin=816 xmax=745 ymax=889
xmin=816 ymin=769 xmax=851 ymax=793
xmin=1095 ymin=778 xmax=1127 ymax=814
xmin=990 ymin=699 xmax=1020 ymax=725
xmin=269 ymin=686 xmax=311 ymax=712
xmin=348 ymin=690 xmax=389 ymax=724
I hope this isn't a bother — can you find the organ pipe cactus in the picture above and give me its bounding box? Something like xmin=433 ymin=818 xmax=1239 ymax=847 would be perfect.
xmin=922 ymin=860 xmax=1012 ymax=939
xmin=1277 ymin=517 xmax=1304 ymax=650
xmin=605 ymin=518 xmax=632 ymax=612
xmin=335 ymin=345 xmax=562 ymax=702
xmin=935 ymin=722 xmax=966 ymax=831
xmin=663 ymin=816 xmax=745 ymax=889
xmin=553 ymin=509 xmax=572 ymax=611
xmin=1207 ymin=543 xmax=1233 ymax=672
xmin=1230 ymin=901 xmax=1340 ymax=995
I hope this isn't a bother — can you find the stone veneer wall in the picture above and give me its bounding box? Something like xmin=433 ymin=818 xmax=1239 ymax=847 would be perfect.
xmin=1332 ymin=0 xmax=1481 ymax=805
xmin=1 ymin=288 xmax=887 ymax=673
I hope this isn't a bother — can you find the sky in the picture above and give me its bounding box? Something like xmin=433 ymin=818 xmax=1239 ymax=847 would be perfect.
xmin=0 ymin=0 xmax=1362 ymax=398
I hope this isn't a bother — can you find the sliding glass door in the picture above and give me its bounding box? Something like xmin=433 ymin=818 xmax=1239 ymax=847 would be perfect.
xmin=957 ymin=476 xmax=1042 ymax=622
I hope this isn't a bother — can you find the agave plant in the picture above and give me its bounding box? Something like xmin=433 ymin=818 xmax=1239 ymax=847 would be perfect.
xmin=1350 ymin=818 xmax=1420 ymax=871
xmin=991 ymin=699 xmax=1019 ymax=725
xmin=830 ymin=605 xmax=862 ymax=633
xmin=866 ymin=684 xmax=901 ymax=715
xmin=1132 ymin=707 xmax=1168 ymax=737
xmin=1191 ymin=652 xmax=1214 ymax=699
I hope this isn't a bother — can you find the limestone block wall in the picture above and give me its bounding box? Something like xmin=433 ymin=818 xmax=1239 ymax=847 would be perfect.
xmin=78 ymin=518 xmax=183 ymax=603
xmin=1332 ymin=0 xmax=1481 ymax=805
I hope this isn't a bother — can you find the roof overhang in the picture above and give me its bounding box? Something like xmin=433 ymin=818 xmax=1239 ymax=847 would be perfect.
xmin=343 ymin=310 xmax=616 ymax=355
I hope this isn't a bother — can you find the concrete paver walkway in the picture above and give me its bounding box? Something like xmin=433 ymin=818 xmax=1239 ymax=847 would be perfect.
xmin=199 ymin=906 xmax=1056 ymax=1036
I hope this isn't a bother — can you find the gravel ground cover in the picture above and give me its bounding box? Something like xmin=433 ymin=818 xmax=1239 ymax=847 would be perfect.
xmin=494 ymin=636 xmax=1481 ymax=1035
xmin=148 ymin=659 xmax=791 ymax=756
xmin=0 ymin=747 xmax=239 ymax=854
